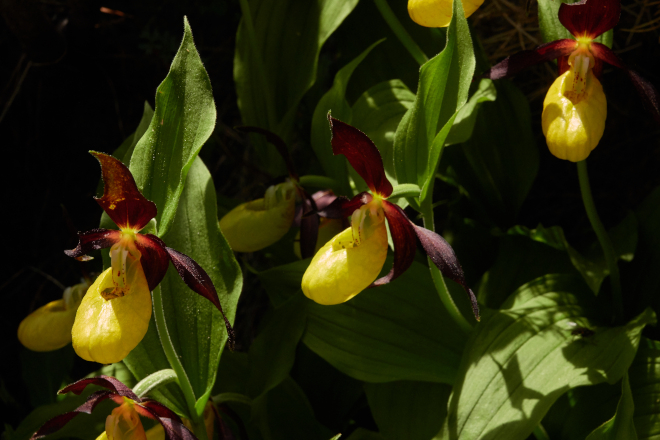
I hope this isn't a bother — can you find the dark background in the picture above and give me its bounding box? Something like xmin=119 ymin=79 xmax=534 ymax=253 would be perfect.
xmin=1 ymin=0 xmax=658 ymax=432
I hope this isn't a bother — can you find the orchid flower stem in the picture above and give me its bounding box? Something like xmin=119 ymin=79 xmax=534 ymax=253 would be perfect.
xmin=576 ymin=160 xmax=624 ymax=322
xmin=238 ymin=0 xmax=277 ymax=129
xmin=373 ymin=0 xmax=428 ymax=66
xmin=152 ymin=285 xmax=207 ymax=439
xmin=421 ymin=197 xmax=473 ymax=333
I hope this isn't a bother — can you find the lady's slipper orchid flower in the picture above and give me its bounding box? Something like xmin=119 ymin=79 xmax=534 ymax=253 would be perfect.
xmin=219 ymin=126 xmax=321 ymax=258
xmin=302 ymin=115 xmax=480 ymax=320
xmin=408 ymin=0 xmax=484 ymax=28
xmin=18 ymin=280 xmax=89 ymax=352
xmin=65 ymin=152 xmax=233 ymax=364
xmin=484 ymin=0 xmax=660 ymax=162
xmin=30 ymin=376 xmax=197 ymax=440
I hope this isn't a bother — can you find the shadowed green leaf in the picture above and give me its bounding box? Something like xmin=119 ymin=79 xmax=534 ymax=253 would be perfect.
xmin=129 ymin=17 xmax=217 ymax=237
xmin=629 ymin=338 xmax=660 ymax=439
xmin=586 ymin=373 xmax=638 ymax=440
xmin=444 ymin=79 xmax=497 ymax=146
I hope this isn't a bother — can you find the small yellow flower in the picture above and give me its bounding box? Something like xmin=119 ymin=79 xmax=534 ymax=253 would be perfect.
xmin=408 ymin=0 xmax=484 ymax=28
xmin=542 ymin=67 xmax=606 ymax=162
xmin=302 ymin=203 xmax=388 ymax=305
xmin=105 ymin=401 xmax=147 ymax=440
xmin=220 ymin=181 xmax=296 ymax=252
xmin=18 ymin=281 xmax=88 ymax=352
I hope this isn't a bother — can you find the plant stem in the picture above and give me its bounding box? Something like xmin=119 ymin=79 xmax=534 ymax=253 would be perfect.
xmin=373 ymin=0 xmax=428 ymax=66
xmin=238 ymin=0 xmax=278 ymax=129
xmin=576 ymin=160 xmax=623 ymax=322
xmin=532 ymin=423 xmax=550 ymax=440
xmin=152 ymin=285 xmax=205 ymax=429
xmin=421 ymin=197 xmax=473 ymax=333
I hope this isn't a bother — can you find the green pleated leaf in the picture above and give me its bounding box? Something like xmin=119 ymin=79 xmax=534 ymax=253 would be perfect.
xmin=537 ymin=0 xmax=613 ymax=47
xmin=586 ymin=373 xmax=638 ymax=440
xmin=351 ymin=80 xmax=416 ymax=191
xmin=365 ymin=381 xmax=451 ymax=440
xmin=160 ymin=157 xmax=242 ymax=408
xmin=441 ymin=80 xmax=539 ymax=226
xmin=629 ymin=338 xmax=660 ymax=439
xmin=303 ymin=259 xmax=468 ymax=383
xmin=247 ymin=295 xmax=308 ymax=399
xmin=442 ymin=274 xmax=655 ymax=440
xmin=444 ymin=79 xmax=497 ymax=146
xmin=393 ymin=0 xmax=475 ymax=204
xmin=311 ymin=39 xmax=384 ymax=195
xmin=234 ymin=0 xmax=358 ymax=174
xmin=129 ymin=17 xmax=217 ymax=237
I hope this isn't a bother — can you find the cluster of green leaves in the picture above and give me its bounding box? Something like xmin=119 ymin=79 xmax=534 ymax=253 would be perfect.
xmin=10 ymin=1 xmax=660 ymax=440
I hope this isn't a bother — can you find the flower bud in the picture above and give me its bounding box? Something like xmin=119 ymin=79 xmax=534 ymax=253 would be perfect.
xmin=105 ymin=401 xmax=146 ymax=440
xmin=408 ymin=0 xmax=484 ymax=28
xmin=220 ymin=182 xmax=296 ymax=252
xmin=302 ymin=207 xmax=388 ymax=305
xmin=72 ymin=267 xmax=151 ymax=364
xmin=542 ymin=68 xmax=607 ymax=162
xmin=18 ymin=282 xmax=88 ymax=352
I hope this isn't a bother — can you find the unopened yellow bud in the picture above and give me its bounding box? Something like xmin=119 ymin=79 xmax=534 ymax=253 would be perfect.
xmin=542 ymin=68 xmax=607 ymax=162
xmin=18 ymin=282 xmax=88 ymax=352
xmin=302 ymin=211 xmax=388 ymax=305
xmin=408 ymin=0 xmax=484 ymax=28
xmin=220 ymin=182 xmax=296 ymax=252
xmin=72 ymin=267 xmax=151 ymax=364
xmin=106 ymin=402 xmax=146 ymax=440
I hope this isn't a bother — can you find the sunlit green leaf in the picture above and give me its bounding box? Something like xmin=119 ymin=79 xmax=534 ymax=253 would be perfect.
xmin=441 ymin=274 xmax=655 ymax=440
xmin=129 ymin=17 xmax=217 ymax=237
xmin=444 ymin=79 xmax=496 ymax=146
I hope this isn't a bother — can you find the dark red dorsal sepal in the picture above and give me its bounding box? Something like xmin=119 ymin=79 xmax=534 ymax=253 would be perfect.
xmin=558 ymin=0 xmax=620 ymax=40
xmin=92 ymin=151 xmax=157 ymax=231
xmin=328 ymin=114 xmax=393 ymax=198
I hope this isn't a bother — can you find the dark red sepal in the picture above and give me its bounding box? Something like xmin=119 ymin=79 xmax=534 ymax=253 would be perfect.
xmin=328 ymin=114 xmax=393 ymax=198
xmin=484 ymin=39 xmax=577 ymax=80
xmin=164 ymin=247 xmax=236 ymax=350
xmin=590 ymin=43 xmax=660 ymax=124
xmin=372 ymin=202 xmax=417 ymax=287
xmin=411 ymin=224 xmax=480 ymax=321
xmin=135 ymin=400 xmax=182 ymax=423
xmin=91 ymin=151 xmax=157 ymax=231
xmin=64 ymin=228 xmax=122 ymax=261
xmin=236 ymin=126 xmax=298 ymax=180
xmin=58 ymin=375 xmax=140 ymax=401
xmin=318 ymin=192 xmax=372 ymax=219
xmin=159 ymin=418 xmax=199 ymax=440
xmin=135 ymin=233 xmax=171 ymax=291
xmin=558 ymin=0 xmax=620 ymax=39
xmin=30 ymin=391 xmax=114 ymax=440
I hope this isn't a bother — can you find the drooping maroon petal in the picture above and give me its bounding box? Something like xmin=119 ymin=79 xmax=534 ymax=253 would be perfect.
xmin=91 ymin=151 xmax=157 ymax=231
xmin=135 ymin=400 xmax=183 ymax=423
xmin=158 ymin=418 xmax=199 ymax=440
xmin=411 ymin=224 xmax=480 ymax=321
xmin=328 ymin=114 xmax=393 ymax=198
xmin=558 ymin=0 xmax=620 ymax=39
xmin=58 ymin=375 xmax=140 ymax=401
xmin=299 ymin=194 xmax=319 ymax=260
xmin=236 ymin=126 xmax=298 ymax=180
xmin=30 ymin=391 xmax=114 ymax=440
xmin=371 ymin=201 xmax=417 ymax=287
xmin=164 ymin=247 xmax=235 ymax=350
xmin=64 ymin=228 xmax=122 ymax=261
xmin=134 ymin=233 xmax=171 ymax=291
xmin=591 ymin=43 xmax=660 ymax=124
xmin=317 ymin=192 xmax=372 ymax=219
xmin=484 ymin=39 xmax=577 ymax=80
